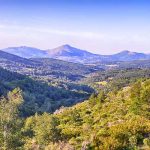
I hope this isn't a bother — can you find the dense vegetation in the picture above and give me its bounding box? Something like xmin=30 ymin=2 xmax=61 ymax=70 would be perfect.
xmin=0 ymin=88 xmax=23 ymax=149
xmin=95 ymin=60 xmax=150 ymax=70
xmin=0 ymin=52 xmax=150 ymax=149
xmin=0 ymin=78 xmax=149 ymax=149
xmin=0 ymin=67 xmax=93 ymax=117
xmin=22 ymin=79 xmax=150 ymax=149
xmin=82 ymin=68 xmax=150 ymax=91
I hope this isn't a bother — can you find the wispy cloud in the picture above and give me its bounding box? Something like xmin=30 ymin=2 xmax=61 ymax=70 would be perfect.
xmin=0 ymin=23 xmax=105 ymax=39
xmin=0 ymin=23 xmax=150 ymax=54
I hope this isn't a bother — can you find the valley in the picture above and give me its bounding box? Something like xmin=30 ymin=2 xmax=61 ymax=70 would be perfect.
xmin=1 ymin=0 xmax=150 ymax=149
xmin=0 ymin=45 xmax=150 ymax=149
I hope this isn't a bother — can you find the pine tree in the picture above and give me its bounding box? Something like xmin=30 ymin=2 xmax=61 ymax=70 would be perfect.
xmin=0 ymin=88 xmax=23 ymax=150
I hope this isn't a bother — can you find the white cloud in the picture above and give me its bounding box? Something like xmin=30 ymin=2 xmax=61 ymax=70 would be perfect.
xmin=0 ymin=23 xmax=150 ymax=54
xmin=0 ymin=23 xmax=106 ymax=39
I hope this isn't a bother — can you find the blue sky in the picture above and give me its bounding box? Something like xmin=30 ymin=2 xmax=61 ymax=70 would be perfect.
xmin=0 ymin=0 xmax=150 ymax=54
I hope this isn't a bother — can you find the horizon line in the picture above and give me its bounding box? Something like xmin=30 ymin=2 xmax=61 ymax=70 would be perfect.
xmin=0 ymin=44 xmax=149 ymax=55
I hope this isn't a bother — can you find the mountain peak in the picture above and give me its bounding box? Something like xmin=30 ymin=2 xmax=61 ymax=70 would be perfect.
xmin=120 ymin=50 xmax=131 ymax=53
xmin=1 ymin=45 xmax=150 ymax=63
xmin=119 ymin=50 xmax=143 ymax=55
xmin=46 ymin=44 xmax=98 ymax=62
xmin=61 ymin=44 xmax=72 ymax=48
xmin=57 ymin=44 xmax=73 ymax=51
xmin=2 ymin=46 xmax=47 ymax=58
xmin=19 ymin=46 xmax=29 ymax=48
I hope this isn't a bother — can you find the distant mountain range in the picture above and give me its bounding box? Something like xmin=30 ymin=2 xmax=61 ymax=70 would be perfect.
xmin=1 ymin=44 xmax=150 ymax=63
xmin=0 ymin=49 xmax=36 ymax=65
xmin=0 ymin=49 xmax=102 ymax=80
xmin=2 ymin=46 xmax=47 ymax=58
xmin=0 ymin=48 xmax=150 ymax=79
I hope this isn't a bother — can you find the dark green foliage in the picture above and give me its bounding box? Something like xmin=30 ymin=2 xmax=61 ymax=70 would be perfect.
xmin=0 ymin=67 xmax=93 ymax=117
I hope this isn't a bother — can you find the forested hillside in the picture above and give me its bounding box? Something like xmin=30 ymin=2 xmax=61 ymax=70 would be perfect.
xmin=0 ymin=78 xmax=149 ymax=149
xmin=0 ymin=67 xmax=93 ymax=117
xmin=0 ymin=52 xmax=150 ymax=149
xmin=23 ymin=79 xmax=150 ymax=149
xmin=1 ymin=0 xmax=150 ymax=149
xmin=82 ymin=68 xmax=150 ymax=91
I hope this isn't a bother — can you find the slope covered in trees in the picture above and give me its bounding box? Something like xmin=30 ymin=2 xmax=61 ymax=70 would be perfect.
xmin=0 ymin=67 xmax=93 ymax=117
xmin=82 ymin=68 xmax=150 ymax=91
xmin=22 ymin=79 xmax=150 ymax=149
xmin=0 ymin=69 xmax=150 ymax=149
